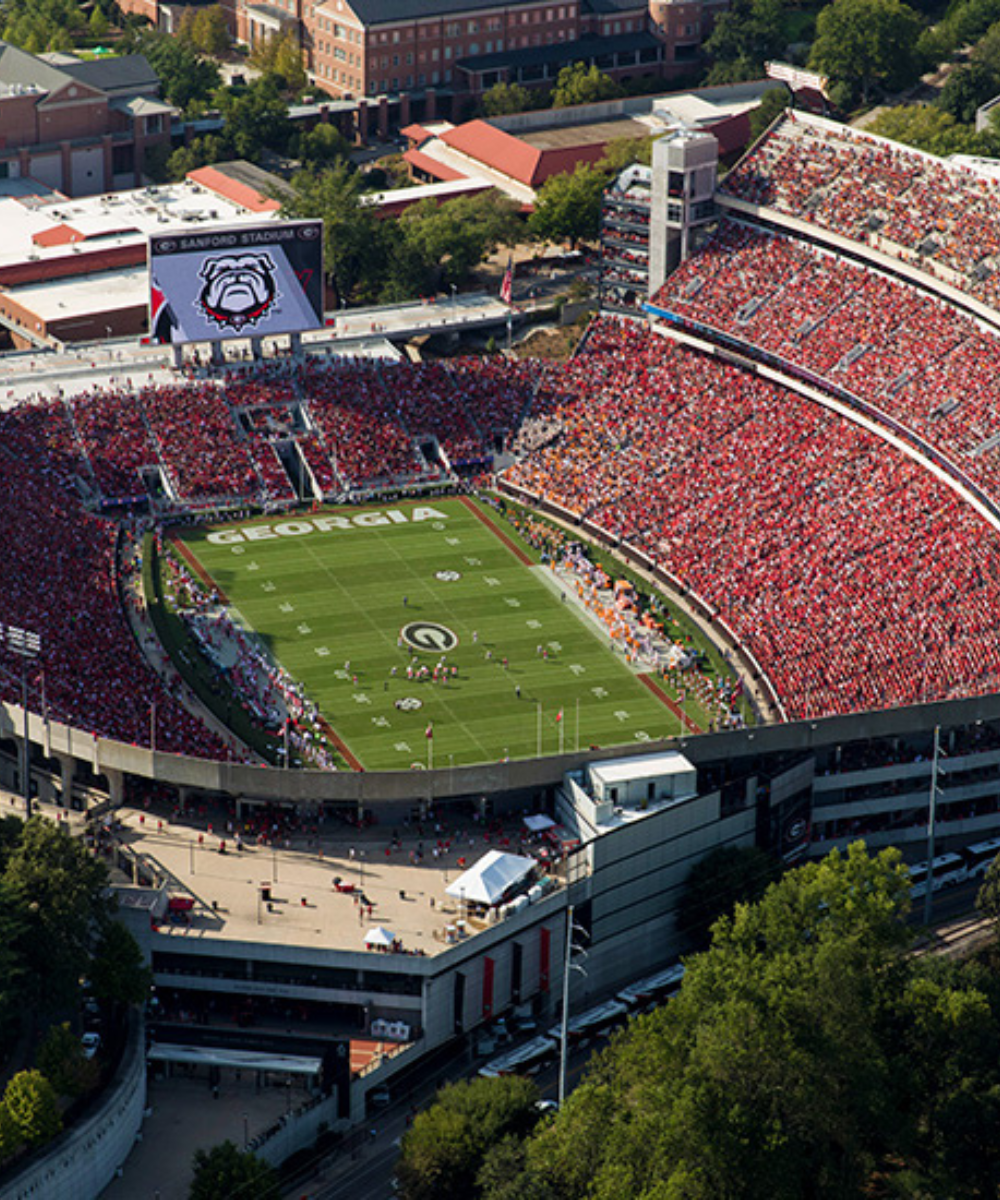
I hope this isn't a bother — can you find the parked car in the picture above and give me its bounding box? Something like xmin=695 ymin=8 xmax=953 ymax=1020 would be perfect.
xmin=81 ymin=1032 xmax=101 ymax=1059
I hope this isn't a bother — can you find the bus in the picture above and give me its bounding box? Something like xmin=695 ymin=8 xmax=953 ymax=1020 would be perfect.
xmin=961 ymin=836 xmax=1000 ymax=880
xmin=908 ymin=853 xmax=968 ymax=899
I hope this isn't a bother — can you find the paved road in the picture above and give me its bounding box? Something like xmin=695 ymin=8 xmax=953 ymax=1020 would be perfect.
xmin=284 ymin=1036 xmax=599 ymax=1200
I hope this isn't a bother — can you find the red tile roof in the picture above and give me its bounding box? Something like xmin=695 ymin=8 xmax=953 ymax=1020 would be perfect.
xmin=186 ymin=166 xmax=282 ymax=213
xmin=32 ymin=224 xmax=83 ymax=248
xmin=440 ymin=121 xmax=542 ymax=187
xmin=403 ymin=148 xmax=469 ymax=182
xmin=400 ymin=123 xmax=433 ymax=143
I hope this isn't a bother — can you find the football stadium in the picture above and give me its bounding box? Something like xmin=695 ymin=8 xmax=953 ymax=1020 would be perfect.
xmin=9 ymin=110 xmax=1000 ymax=1182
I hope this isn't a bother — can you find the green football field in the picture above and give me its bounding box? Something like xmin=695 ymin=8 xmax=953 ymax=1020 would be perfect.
xmin=176 ymin=496 xmax=682 ymax=769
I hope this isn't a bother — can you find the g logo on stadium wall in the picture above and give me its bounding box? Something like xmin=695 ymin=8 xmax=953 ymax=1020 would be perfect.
xmin=401 ymin=622 xmax=459 ymax=653
xmin=197 ymin=252 xmax=279 ymax=332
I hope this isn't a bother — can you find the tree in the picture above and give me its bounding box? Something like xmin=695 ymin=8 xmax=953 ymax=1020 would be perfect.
xmin=37 ymin=1022 xmax=95 ymax=1098
xmin=704 ymin=0 xmax=786 ymax=83
xmin=516 ymin=844 xmax=920 ymax=1199
xmin=677 ymin=844 xmax=783 ymax=946
xmin=295 ymin=121 xmax=352 ymax=168
xmin=166 ymin=135 xmax=226 ymax=181
xmin=395 ymin=190 xmax=521 ymax=293
xmin=866 ymin=103 xmax=982 ymax=155
xmin=3 ymin=1071 xmax=61 ymax=1149
xmin=597 ymin=135 xmax=653 ymax=174
xmin=809 ymin=0 xmax=924 ymax=103
xmin=89 ymin=5 xmax=110 ymax=39
xmin=4 ymin=817 xmax=112 ymax=1014
xmin=132 ymin=31 xmax=222 ymax=111
xmin=552 ymin=63 xmax=622 ymax=108
xmin=976 ymin=851 xmax=1000 ymax=925
xmin=396 ymin=1075 xmax=541 ymax=1200
xmin=214 ymin=77 xmax=290 ymax=159
xmin=190 ymin=1140 xmax=280 ymax=1200
xmin=483 ymin=81 xmax=532 ymax=116
xmin=249 ymin=29 xmax=307 ymax=91
xmin=529 ymin=163 xmax=607 ymax=246
xmin=747 ymin=86 xmax=792 ymax=144
xmin=283 ymin=162 xmax=385 ymax=304
xmin=273 ymin=31 xmax=308 ymax=92
xmin=90 ymin=921 xmax=152 ymax=1008
xmin=939 ymin=60 xmax=1000 ymax=124
xmin=190 ymin=6 xmax=231 ymax=58
xmin=0 ymin=1100 xmax=20 ymax=1161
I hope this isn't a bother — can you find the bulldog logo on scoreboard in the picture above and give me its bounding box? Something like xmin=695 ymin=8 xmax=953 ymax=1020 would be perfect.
xmin=196 ymin=252 xmax=279 ymax=332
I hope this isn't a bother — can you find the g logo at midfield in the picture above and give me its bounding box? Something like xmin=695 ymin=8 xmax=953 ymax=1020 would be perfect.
xmin=401 ymin=622 xmax=459 ymax=653
xmin=197 ymin=252 xmax=278 ymax=332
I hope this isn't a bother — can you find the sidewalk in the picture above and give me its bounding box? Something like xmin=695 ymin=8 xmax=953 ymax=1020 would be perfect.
xmin=99 ymin=1072 xmax=305 ymax=1200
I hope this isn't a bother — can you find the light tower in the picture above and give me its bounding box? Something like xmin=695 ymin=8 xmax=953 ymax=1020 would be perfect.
xmin=648 ymin=128 xmax=719 ymax=297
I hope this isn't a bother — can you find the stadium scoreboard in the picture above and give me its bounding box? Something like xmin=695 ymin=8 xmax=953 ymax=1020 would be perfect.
xmin=148 ymin=219 xmax=324 ymax=345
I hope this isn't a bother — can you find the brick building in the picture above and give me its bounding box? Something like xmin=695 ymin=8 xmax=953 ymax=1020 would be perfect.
xmin=0 ymin=42 xmax=174 ymax=197
xmin=119 ymin=0 xmax=711 ymax=112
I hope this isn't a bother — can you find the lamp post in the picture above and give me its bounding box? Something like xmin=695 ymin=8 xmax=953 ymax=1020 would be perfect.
xmin=4 ymin=625 xmax=41 ymax=818
xmin=923 ymin=726 xmax=943 ymax=927
xmin=558 ymin=905 xmax=587 ymax=1108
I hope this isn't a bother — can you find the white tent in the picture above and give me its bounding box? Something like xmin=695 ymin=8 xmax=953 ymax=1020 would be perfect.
xmin=523 ymin=814 xmax=555 ymax=832
xmin=364 ymin=926 xmax=395 ymax=947
xmin=446 ymin=850 xmax=535 ymax=907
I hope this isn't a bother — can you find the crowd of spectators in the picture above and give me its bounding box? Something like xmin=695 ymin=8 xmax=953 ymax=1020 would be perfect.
xmin=446 ymin=357 xmax=540 ymax=449
xmin=388 ymin=361 xmax=485 ymax=466
xmin=303 ymin=363 xmax=429 ymax=489
xmin=11 ymin=301 xmax=1000 ymax=741
xmin=0 ymin=447 xmax=228 ymax=757
xmin=721 ymin=111 xmax=1000 ymax=307
xmin=506 ymin=318 xmax=1000 ymax=720
xmin=653 ymin=221 xmax=1000 ymax=503
xmin=68 ymin=386 xmax=155 ymax=500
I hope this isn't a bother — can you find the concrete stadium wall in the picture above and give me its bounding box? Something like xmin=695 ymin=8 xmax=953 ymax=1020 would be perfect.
xmin=0 ymin=1013 xmax=146 ymax=1200
xmin=7 ymin=685 xmax=1000 ymax=813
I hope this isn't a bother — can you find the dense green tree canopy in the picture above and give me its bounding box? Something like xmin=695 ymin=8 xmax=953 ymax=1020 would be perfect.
xmin=809 ymin=0 xmax=925 ymax=102
xmin=552 ymin=63 xmax=623 ymax=108
xmin=126 ymin=29 xmax=223 ymax=112
xmin=214 ymin=77 xmax=291 ymax=160
xmin=529 ymin=163 xmax=607 ymax=246
xmin=176 ymin=5 xmax=231 ymax=58
xmin=190 ymin=1140 xmax=280 ymax=1200
xmin=5 ymin=817 xmax=112 ymax=1012
xmin=866 ymin=103 xmax=983 ymax=155
xmin=474 ymin=843 xmax=1000 ymax=1200
xmin=704 ymin=0 xmax=786 ymax=84
xmin=282 ymin=162 xmax=384 ymax=305
xmin=747 ymin=87 xmax=792 ymax=144
xmin=91 ymin=921 xmax=153 ymax=1008
xmin=2 ymin=0 xmax=86 ymax=54
xmin=483 ymin=81 xmax=533 ymax=116
xmin=2 ymin=1071 xmax=61 ymax=1149
xmin=397 ymin=1074 xmax=541 ymax=1200
xmin=37 ymin=1022 xmax=94 ymax=1098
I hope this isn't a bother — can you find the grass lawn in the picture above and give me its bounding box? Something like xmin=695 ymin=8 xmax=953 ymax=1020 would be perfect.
xmin=176 ymin=496 xmax=685 ymax=769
